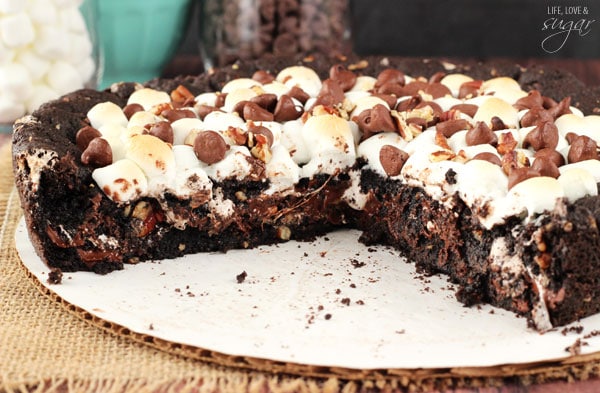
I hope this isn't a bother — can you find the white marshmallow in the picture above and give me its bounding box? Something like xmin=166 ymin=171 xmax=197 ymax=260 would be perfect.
xmin=67 ymin=33 xmax=93 ymax=64
xmin=47 ymin=60 xmax=83 ymax=94
xmin=440 ymin=74 xmax=473 ymax=97
xmin=265 ymin=144 xmax=301 ymax=194
xmin=171 ymin=117 xmax=204 ymax=145
xmin=101 ymin=135 xmax=127 ymax=162
xmin=92 ymin=159 xmax=148 ymax=203
xmin=88 ymin=101 xmax=128 ymax=129
xmin=349 ymin=76 xmax=376 ymax=92
xmin=0 ymin=0 xmax=26 ymax=14
xmin=194 ymin=92 xmax=218 ymax=107
xmin=75 ymin=56 xmax=96 ymax=86
xmin=16 ymin=51 xmax=51 ymax=81
xmin=127 ymin=88 xmax=171 ymax=111
xmin=262 ymin=81 xmax=289 ymax=98
xmin=202 ymin=111 xmax=244 ymax=134
xmin=558 ymin=168 xmax=598 ymax=202
xmin=1 ymin=12 xmax=34 ymax=48
xmin=0 ymin=96 xmax=24 ymax=123
xmin=280 ymin=118 xmax=310 ymax=165
xmin=127 ymin=110 xmax=159 ymax=130
xmin=25 ymin=85 xmax=58 ymax=114
xmin=277 ymin=66 xmax=322 ymax=97
xmin=203 ymin=145 xmax=253 ymax=181
xmin=28 ymin=0 xmax=58 ymax=25
xmin=34 ymin=26 xmax=71 ymax=60
xmin=473 ymin=97 xmax=519 ymax=128
xmin=222 ymin=87 xmax=257 ymax=112
xmin=504 ymin=177 xmax=564 ymax=219
xmin=172 ymin=145 xmax=201 ymax=170
xmin=350 ymin=96 xmax=389 ymax=118
xmin=0 ymin=63 xmax=33 ymax=101
xmin=59 ymin=8 xmax=87 ymax=33
xmin=560 ymin=160 xmax=600 ymax=183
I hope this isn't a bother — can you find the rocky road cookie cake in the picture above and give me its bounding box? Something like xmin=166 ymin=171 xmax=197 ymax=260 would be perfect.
xmin=12 ymin=55 xmax=600 ymax=331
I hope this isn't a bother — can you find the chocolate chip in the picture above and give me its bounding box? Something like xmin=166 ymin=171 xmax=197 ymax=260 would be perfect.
xmin=122 ymin=103 xmax=144 ymax=120
xmin=514 ymin=90 xmax=544 ymax=111
xmin=531 ymin=157 xmax=560 ymax=178
xmin=428 ymin=71 xmax=446 ymax=84
xmin=568 ymin=134 xmax=599 ymax=163
xmin=424 ymin=82 xmax=451 ymax=99
xmin=520 ymin=106 xmax=554 ymax=128
xmin=329 ymin=64 xmax=357 ymax=92
xmin=242 ymin=102 xmax=274 ymax=121
xmin=400 ymin=81 xmax=429 ymax=97
xmin=466 ymin=121 xmax=498 ymax=146
xmin=372 ymin=94 xmax=398 ymax=109
xmin=374 ymin=69 xmax=405 ymax=89
xmin=472 ymin=152 xmax=502 ymax=167
xmin=252 ymin=70 xmax=275 ymax=84
xmin=507 ymin=167 xmax=540 ymax=190
xmin=450 ymin=103 xmax=478 ymax=118
xmin=379 ymin=145 xmax=408 ymax=176
xmin=523 ymin=121 xmax=559 ymax=151
xmin=81 ymin=137 xmax=112 ymax=167
xmin=534 ymin=148 xmax=566 ymax=167
xmin=146 ymin=121 xmax=174 ymax=144
xmin=76 ymin=125 xmax=102 ymax=151
xmin=458 ymin=80 xmax=482 ymax=99
xmin=548 ymin=97 xmax=572 ymax=119
xmin=194 ymin=131 xmax=229 ymax=164
xmin=353 ymin=104 xmax=397 ymax=140
xmin=248 ymin=124 xmax=274 ymax=147
xmin=274 ymin=95 xmax=302 ymax=122
xmin=396 ymin=96 xmax=422 ymax=112
xmin=416 ymin=101 xmax=443 ymax=120
xmin=196 ymin=104 xmax=222 ymax=120
xmin=250 ymin=93 xmax=278 ymax=112
xmin=214 ymin=93 xmax=227 ymax=108
xmin=490 ymin=116 xmax=506 ymax=131
xmin=435 ymin=119 xmax=471 ymax=138
xmin=161 ymin=108 xmax=196 ymax=123
xmin=287 ymin=86 xmax=310 ymax=104
xmin=314 ymin=79 xmax=345 ymax=108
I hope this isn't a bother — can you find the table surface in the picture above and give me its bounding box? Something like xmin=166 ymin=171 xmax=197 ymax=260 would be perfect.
xmin=4 ymin=57 xmax=600 ymax=393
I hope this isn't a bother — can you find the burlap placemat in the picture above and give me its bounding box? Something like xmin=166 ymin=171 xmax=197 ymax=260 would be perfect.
xmin=4 ymin=140 xmax=600 ymax=393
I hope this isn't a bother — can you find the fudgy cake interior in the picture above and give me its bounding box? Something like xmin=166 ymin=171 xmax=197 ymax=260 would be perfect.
xmin=12 ymin=55 xmax=600 ymax=331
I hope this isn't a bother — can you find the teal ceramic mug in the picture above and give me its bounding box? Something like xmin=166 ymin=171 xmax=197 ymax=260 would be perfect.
xmin=82 ymin=0 xmax=192 ymax=89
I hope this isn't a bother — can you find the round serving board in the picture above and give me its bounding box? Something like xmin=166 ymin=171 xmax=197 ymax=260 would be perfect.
xmin=14 ymin=217 xmax=600 ymax=378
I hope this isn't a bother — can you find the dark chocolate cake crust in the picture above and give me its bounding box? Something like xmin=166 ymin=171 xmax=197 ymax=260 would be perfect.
xmin=12 ymin=55 xmax=600 ymax=331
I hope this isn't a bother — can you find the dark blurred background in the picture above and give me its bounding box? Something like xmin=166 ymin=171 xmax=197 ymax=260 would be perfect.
xmin=168 ymin=0 xmax=600 ymax=83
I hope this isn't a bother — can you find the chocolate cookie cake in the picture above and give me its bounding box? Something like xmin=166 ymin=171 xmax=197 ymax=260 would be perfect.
xmin=12 ymin=55 xmax=600 ymax=331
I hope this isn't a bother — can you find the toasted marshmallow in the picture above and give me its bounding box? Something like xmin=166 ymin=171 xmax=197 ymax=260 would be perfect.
xmin=262 ymin=81 xmax=290 ymax=98
xmin=350 ymin=96 xmax=390 ymax=118
xmin=127 ymin=110 xmax=160 ymax=129
xmin=560 ymin=159 xmax=600 ymax=183
xmin=221 ymin=78 xmax=261 ymax=94
xmin=301 ymin=114 xmax=356 ymax=177
xmin=276 ymin=66 xmax=322 ymax=97
xmin=88 ymin=101 xmax=128 ymax=129
xmin=127 ymin=88 xmax=171 ymax=111
xmin=171 ymin=117 xmax=204 ymax=146
xmin=222 ymin=87 xmax=258 ymax=112
xmin=473 ymin=97 xmax=519 ymax=128
xmin=349 ymin=76 xmax=377 ymax=92
xmin=125 ymin=134 xmax=175 ymax=178
xmin=92 ymin=159 xmax=148 ymax=203
xmin=440 ymin=74 xmax=473 ymax=97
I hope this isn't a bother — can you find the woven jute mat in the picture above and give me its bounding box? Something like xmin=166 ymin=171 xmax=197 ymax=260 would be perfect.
xmin=4 ymin=141 xmax=600 ymax=393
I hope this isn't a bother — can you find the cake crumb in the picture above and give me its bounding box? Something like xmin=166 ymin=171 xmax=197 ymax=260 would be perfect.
xmin=236 ymin=271 xmax=247 ymax=283
xmin=47 ymin=268 xmax=63 ymax=285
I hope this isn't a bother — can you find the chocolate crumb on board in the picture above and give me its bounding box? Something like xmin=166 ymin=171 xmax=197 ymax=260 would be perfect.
xmin=341 ymin=297 xmax=351 ymax=306
xmin=236 ymin=270 xmax=248 ymax=283
xmin=324 ymin=313 xmax=332 ymax=320
xmin=350 ymin=258 xmax=366 ymax=268
xmin=565 ymin=338 xmax=589 ymax=355
xmin=47 ymin=268 xmax=63 ymax=284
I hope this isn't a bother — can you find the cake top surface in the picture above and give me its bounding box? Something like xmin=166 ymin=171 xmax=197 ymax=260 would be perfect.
xmin=74 ymin=64 xmax=600 ymax=229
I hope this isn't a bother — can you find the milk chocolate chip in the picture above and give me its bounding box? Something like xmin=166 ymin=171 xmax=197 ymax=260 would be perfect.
xmin=194 ymin=131 xmax=229 ymax=164
xmin=250 ymin=93 xmax=278 ymax=112
xmin=531 ymin=157 xmax=560 ymax=178
xmin=458 ymin=80 xmax=482 ymax=99
xmin=450 ymin=103 xmax=478 ymax=118
xmin=274 ymin=95 xmax=302 ymax=122
xmin=435 ymin=119 xmax=471 ymax=138
xmin=287 ymin=86 xmax=310 ymax=104
xmin=243 ymin=102 xmax=274 ymax=121
xmin=81 ymin=137 xmax=112 ymax=167
xmin=196 ymin=104 xmax=222 ymax=120
xmin=314 ymin=79 xmax=345 ymax=108
xmin=568 ymin=134 xmax=599 ymax=163
xmin=374 ymin=69 xmax=405 ymax=89
xmin=146 ymin=121 xmax=174 ymax=144
xmin=520 ymin=106 xmax=554 ymax=128
xmin=76 ymin=125 xmax=102 ymax=151
xmin=514 ymin=90 xmax=544 ymax=111
xmin=379 ymin=145 xmax=409 ymax=176
xmin=248 ymin=124 xmax=274 ymax=147
xmin=534 ymin=148 xmax=565 ymax=167
xmin=252 ymin=70 xmax=275 ymax=84
xmin=507 ymin=167 xmax=539 ymax=190
xmin=161 ymin=108 xmax=196 ymax=123
xmin=424 ymin=82 xmax=452 ymax=99
xmin=472 ymin=152 xmax=502 ymax=167
xmin=522 ymin=121 xmax=559 ymax=151
xmin=329 ymin=64 xmax=357 ymax=92
xmin=122 ymin=103 xmax=144 ymax=120
xmin=465 ymin=121 xmax=498 ymax=146
xmin=353 ymin=104 xmax=397 ymax=140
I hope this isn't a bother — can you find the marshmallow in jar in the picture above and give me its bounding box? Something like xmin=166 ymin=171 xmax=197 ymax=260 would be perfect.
xmin=0 ymin=0 xmax=96 ymax=123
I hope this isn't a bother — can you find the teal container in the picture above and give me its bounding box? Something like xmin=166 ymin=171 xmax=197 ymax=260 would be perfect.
xmin=82 ymin=0 xmax=193 ymax=89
